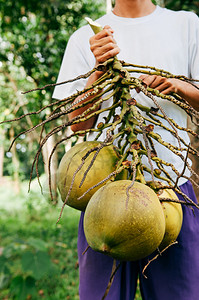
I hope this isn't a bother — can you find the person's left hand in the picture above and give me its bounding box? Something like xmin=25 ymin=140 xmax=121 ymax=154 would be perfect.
xmin=139 ymin=74 xmax=180 ymax=95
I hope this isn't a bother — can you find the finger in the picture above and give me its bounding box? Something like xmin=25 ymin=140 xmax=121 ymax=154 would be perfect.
xmin=140 ymin=75 xmax=157 ymax=86
xmin=155 ymin=82 xmax=172 ymax=93
xmin=139 ymin=75 xmax=147 ymax=80
xmin=104 ymin=25 xmax=114 ymax=34
xmin=94 ymin=28 xmax=114 ymax=40
xmin=149 ymin=76 xmax=167 ymax=89
xmin=160 ymin=86 xmax=175 ymax=95
xmin=96 ymin=45 xmax=120 ymax=63
xmin=89 ymin=25 xmax=119 ymax=63
xmin=90 ymin=35 xmax=116 ymax=50
xmin=93 ymin=41 xmax=117 ymax=55
xmin=90 ymin=34 xmax=119 ymax=63
xmin=91 ymin=41 xmax=118 ymax=61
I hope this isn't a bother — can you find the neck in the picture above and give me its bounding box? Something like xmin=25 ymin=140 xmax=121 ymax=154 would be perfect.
xmin=113 ymin=0 xmax=156 ymax=18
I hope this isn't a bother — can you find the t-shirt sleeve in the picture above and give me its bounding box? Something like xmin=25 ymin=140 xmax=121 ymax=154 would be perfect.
xmin=52 ymin=31 xmax=93 ymax=100
xmin=189 ymin=13 xmax=199 ymax=81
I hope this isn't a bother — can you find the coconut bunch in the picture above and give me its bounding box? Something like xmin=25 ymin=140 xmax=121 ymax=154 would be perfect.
xmin=57 ymin=141 xmax=183 ymax=258
xmin=12 ymin=44 xmax=199 ymax=212
xmin=56 ymin=18 xmax=199 ymax=216
xmin=4 ymin=19 xmax=199 ymax=204
xmin=5 ymin=54 xmax=199 ymax=205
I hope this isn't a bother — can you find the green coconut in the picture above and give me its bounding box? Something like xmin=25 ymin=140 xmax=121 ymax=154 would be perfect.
xmin=57 ymin=141 xmax=127 ymax=211
xmin=84 ymin=180 xmax=166 ymax=261
xmin=158 ymin=188 xmax=183 ymax=251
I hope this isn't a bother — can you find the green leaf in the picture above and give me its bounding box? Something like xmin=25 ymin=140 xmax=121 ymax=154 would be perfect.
xmin=0 ymin=256 xmax=7 ymax=273
xmin=27 ymin=237 xmax=47 ymax=251
xmin=10 ymin=275 xmax=36 ymax=300
xmin=0 ymin=271 xmax=11 ymax=290
xmin=21 ymin=250 xmax=53 ymax=280
xmin=0 ymin=255 xmax=11 ymax=289
xmin=10 ymin=276 xmax=23 ymax=296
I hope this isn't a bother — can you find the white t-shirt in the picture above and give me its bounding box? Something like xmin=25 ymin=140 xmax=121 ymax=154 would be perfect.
xmin=53 ymin=6 xmax=199 ymax=185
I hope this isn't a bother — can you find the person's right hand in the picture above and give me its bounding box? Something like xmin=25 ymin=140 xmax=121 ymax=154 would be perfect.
xmin=89 ymin=25 xmax=120 ymax=65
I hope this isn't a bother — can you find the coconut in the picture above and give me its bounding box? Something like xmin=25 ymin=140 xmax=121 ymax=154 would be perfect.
xmin=57 ymin=141 xmax=127 ymax=211
xmin=84 ymin=180 xmax=165 ymax=261
xmin=158 ymin=188 xmax=183 ymax=250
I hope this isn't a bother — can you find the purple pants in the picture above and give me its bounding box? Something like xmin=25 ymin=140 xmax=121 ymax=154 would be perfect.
xmin=78 ymin=181 xmax=199 ymax=300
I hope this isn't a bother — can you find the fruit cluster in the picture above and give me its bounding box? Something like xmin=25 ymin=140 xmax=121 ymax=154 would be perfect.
xmin=58 ymin=141 xmax=183 ymax=261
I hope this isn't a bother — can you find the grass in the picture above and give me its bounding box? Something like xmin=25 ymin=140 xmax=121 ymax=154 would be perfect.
xmin=0 ymin=177 xmax=142 ymax=300
xmin=0 ymin=177 xmax=80 ymax=300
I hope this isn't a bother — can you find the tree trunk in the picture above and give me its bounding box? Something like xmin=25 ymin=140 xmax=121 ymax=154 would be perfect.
xmin=5 ymin=70 xmax=60 ymax=202
xmin=106 ymin=0 xmax=112 ymax=13
xmin=0 ymin=146 xmax=4 ymax=179
xmin=42 ymin=132 xmax=58 ymax=204
xmin=0 ymin=129 xmax=5 ymax=180
xmin=9 ymin=127 xmax=20 ymax=193
xmin=156 ymin=0 xmax=165 ymax=7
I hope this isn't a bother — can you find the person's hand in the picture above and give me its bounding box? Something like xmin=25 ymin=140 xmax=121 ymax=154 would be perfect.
xmin=139 ymin=74 xmax=180 ymax=95
xmin=89 ymin=25 xmax=120 ymax=65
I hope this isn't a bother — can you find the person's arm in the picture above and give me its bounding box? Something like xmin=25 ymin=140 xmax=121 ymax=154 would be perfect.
xmin=139 ymin=75 xmax=199 ymax=112
xmin=69 ymin=26 xmax=120 ymax=133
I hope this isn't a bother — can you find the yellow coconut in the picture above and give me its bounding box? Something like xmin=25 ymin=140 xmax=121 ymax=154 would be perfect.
xmin=158 ymin=188 xmax=183 ymax=250
xmin=57 ymin=141 xmax=127 ymax=211
xmin=84 ymin=180 xmax=166 ymax=261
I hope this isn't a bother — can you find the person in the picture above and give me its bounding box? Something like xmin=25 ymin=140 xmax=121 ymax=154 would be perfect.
xmin=53 ymin=1 xmax=199 ymax=299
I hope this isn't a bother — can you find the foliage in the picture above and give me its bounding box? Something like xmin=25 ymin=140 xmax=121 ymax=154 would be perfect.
xmin=164 ymin=0 xmax=199 ymax=13
xmin=0 ymin=0 xmax=106 ymax=179
xmin=0 ymin=0 xmax=105 ymax=86
xmin=0 ymin=179 xmax=80 ymax=299
xmin=0 ymin=179 xmax=142 ymax=299
xmin=152 ymin=0 xmax=199 ymax=14
xmin=0 ymin=0 xmax=198 ymax=180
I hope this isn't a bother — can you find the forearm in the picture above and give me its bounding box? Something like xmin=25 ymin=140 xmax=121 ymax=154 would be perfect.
xmin=68 ymin=70 xmax=103 ymax=133
xmin=175 ymin=80 xmax=199 ymax=112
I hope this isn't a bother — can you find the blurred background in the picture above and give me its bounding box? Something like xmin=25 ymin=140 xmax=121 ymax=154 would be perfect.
xmin=0 ymin=0 xmax=198 ymax=299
